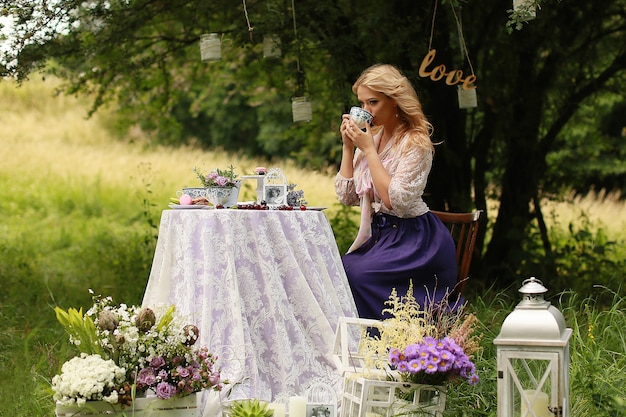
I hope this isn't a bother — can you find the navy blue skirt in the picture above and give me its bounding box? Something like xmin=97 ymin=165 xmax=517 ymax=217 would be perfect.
xmin=342 ymin=211 xmax=457 ymax=320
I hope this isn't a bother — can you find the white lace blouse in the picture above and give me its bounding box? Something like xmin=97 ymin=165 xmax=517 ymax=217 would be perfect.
xmin=335 ymin=132 xmax=432 ymax=219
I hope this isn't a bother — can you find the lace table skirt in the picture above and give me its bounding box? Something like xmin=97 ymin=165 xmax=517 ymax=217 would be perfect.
xmin=142 ymin=209 xmax=358 ymax=414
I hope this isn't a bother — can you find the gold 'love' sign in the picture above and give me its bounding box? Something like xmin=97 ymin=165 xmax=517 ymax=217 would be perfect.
xmin=418 ymin=49 xmax=477 ymax=90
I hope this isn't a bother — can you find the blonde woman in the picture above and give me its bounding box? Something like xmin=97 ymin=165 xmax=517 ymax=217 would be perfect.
xmin=336 ymin=64 xmax=457 ymax=320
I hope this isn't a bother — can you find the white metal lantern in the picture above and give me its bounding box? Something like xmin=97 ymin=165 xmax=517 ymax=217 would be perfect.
xmin=494 ymin=277 xmax=571 ymax=417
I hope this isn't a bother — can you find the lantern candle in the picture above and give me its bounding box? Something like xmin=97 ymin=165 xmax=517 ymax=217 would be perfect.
xmin=288 ymin=396 xmax=307 ymax=417
xmin=521 ymin=390 xmax=550 ymax=417
xmin=268 ymin=402 xmax=286 ymax=417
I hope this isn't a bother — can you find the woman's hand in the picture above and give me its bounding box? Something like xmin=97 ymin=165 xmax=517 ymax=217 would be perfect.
xmin=340 ymin=115 xmax=355 ymax=149
xmin=343 ymin=118 xmax=375 ymax=154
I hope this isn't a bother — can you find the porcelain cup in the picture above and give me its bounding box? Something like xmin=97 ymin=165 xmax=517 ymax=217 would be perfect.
xmin=349 ymin=106 xmax=373 ymax=130
xmin=177 ymin=188 xmax=207 ymax=199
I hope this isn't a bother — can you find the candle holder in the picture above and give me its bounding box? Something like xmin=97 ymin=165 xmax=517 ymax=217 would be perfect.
xmin=494 ymin=277 xmax=572 ymax=417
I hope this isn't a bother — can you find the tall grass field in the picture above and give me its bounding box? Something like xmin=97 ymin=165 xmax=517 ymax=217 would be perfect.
xmin=1 ymin=78 xmax=624 ymax=416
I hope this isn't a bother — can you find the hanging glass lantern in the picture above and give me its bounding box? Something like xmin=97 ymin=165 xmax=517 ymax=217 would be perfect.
xmin=494 ymin=277 xmax=572 ymax=417
xmin=263 ymin=34 xmax=282 ymax=58
xmin=200 ymin=33 xmax=222 ymax=62
xmin=292 ymin=96 xmax=312 ymax=123
xmin=457 ymin=86 xmax=477 ymax=109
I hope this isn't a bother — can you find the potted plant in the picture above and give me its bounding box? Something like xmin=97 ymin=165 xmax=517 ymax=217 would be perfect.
xmin=224 ymin=399 xmax=275 ymax=417
xmin=338 ymin=283 xmax=480 ymax=417
xmin=193 ymin=165 xmax=241 ymax=207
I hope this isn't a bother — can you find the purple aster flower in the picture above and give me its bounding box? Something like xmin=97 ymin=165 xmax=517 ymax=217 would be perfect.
xmin=424 ymin=360 xmax=438 ymax=374
xmin=397 ymin=361 xmax=410 ymax=372
xmin=389 ymin=347 xmax=402 ymax=365
xmin=422 ymin=336 xmax=437 ymax=348
xmin=407 ymin=359 xmax=422 ymax=374
xmin=155 ymin=381 xmax=178 ymax=399
xmin=418 ymin=345 xmax=430 ymax=359
xmin=437 ymin=350 xmax=454 ymax=372
xmin=404 ymin=344 xmax=420 ymax=360
xmin=469 ymin=373 xmax=480 ymax=385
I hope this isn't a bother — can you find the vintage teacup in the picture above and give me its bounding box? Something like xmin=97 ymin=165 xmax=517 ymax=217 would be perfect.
xmin=349 ymin=106 xmax=373 ymax=130
xmin=176 ymin=188 xmax=206 ymax=199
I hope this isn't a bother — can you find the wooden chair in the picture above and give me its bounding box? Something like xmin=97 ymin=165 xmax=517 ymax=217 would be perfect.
xmin=431 ymin=210 xmax=484 ymax=295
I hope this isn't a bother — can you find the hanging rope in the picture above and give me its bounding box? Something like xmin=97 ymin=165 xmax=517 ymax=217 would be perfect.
xmin=428 ymin=0 xmax=438 ymax=52
xmin=242 ymin=0 xmax=253 ymax=41
xmin=449 ymin=1 xmax=475 ymax=77
xmin=291 ymin=0 xmax=301 ymax=73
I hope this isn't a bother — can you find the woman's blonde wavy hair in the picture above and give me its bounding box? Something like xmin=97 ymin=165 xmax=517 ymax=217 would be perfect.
xmin=352 ymin=64 xmax=434 ymax=152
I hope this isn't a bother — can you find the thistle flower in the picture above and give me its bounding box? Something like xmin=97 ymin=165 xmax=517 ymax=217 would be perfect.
xmin=135 ymin=308 xmax=156 ymax=332
xmin=183 ymin=324 xmax=199 ymax=345
xmin=98 ymin=310 xmax=119 ymax=331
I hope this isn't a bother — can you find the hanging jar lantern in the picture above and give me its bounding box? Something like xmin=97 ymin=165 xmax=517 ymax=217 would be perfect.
xmin=513 ymin=0 xmax=537 ymax=20
xmin=200 ymin=33 xmax=222 ymax=62
xmin=457 ymin=86 xmax=478 ymax=109
xmin=494 ymin=277 xmax=572 ymax=417
xmin=292 ymin=96 xmax=312 ymax=123
xmin=263 ymin=34 xmax=282 ymax=58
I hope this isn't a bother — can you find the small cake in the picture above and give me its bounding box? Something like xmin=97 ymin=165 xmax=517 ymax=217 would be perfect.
xmin=254 ymin=166 xmax=267 ymax=175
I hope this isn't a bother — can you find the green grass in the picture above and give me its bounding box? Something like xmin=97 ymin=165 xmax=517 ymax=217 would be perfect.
xmin=1 ymin=78 xmax=624 ymax=416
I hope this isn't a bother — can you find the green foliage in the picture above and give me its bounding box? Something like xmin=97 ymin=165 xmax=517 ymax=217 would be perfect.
xmin=54 ymin=306 xmax=101 ymax=356
xmin=3 ymin=0 xmax=626 ymax=288
xmin=445 ymin=287 xmax=626 ymax=417
xmin=327 ymin=203 xmax=360 ymax=256
xmin=564 ymin=289 xmax=626 ymax=416
xmin=518 ymin=208 xmax=626 ymax=300
xmin=546 ymin=95 xmax=626 ymax=197
xmin=0 ymin=174 xmax=154 ymax=415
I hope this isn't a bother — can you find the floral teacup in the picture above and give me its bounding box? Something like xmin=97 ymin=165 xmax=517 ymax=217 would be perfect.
xmin=349 ymin=106 xmax=373 ymax=130
xmin=177 ymin=188 xmax=206 ymax=199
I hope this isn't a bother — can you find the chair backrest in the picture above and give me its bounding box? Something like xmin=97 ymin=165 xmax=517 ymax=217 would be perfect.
xmin=431 ymin=210 xmax=483 ymax=295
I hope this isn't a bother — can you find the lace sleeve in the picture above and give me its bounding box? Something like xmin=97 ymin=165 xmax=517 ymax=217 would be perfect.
xmin=387 ymin=145 xmax=432 ymax=217
xmin=335 ymin=173 xmax=360 ymax=206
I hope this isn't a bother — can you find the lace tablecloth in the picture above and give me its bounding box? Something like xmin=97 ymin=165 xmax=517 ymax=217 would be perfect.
xmin=142 ymin=209 xmax=358 ymax=411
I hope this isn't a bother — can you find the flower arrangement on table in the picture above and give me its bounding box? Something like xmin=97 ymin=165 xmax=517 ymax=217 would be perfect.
xmin=358 ymin=282 xmax=481 ymax=387
xmin=193 ymin=165 xmax=239 ymax=187
xmin=286 ymin=183 xmax=307 ymax=207
xmin=52 ymin=291 xmax=225 ymax=407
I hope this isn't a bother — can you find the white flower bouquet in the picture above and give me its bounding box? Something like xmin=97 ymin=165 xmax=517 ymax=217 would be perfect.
xmin=52 ymin=353 xmax=126 ymax=406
